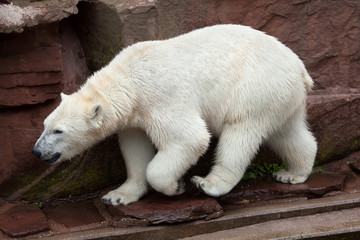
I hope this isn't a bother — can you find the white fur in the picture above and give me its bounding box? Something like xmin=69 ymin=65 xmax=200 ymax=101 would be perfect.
xmin=34 ymin=24 xmax=317 ymax=205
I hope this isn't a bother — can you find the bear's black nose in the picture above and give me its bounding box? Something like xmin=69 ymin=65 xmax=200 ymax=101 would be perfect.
xmin=32 ymin=147 xmax=41 ymax=158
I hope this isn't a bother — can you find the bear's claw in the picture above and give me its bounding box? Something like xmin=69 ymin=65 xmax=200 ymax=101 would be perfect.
xmin=102 ymin=190 xmax=138 ymax=206
xmin=176 ymin=178 xmax=186 ymax=194
xmin=191 ymin=176 xmax=207 ymax=193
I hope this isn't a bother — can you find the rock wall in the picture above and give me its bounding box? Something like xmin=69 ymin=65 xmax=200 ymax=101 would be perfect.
xmin=0 ymin=0 xmax=359 ymax=200
xmin=75 ymin=0 xmax=360 ymax=163
xmin=0 ymin=2 xmax=91 ymax=197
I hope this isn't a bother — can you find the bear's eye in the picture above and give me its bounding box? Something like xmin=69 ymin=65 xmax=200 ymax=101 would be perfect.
xmin=54 ymin=129 xmax=63 ymax=134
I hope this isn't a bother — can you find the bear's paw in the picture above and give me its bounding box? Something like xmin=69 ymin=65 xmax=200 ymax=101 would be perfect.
xmin=102 ymin=188 xmax=144 ymax=205
xmin=191 ymin=176 xmax=226 ymax=197
xmin=274 ymin=169 xmax=307 ymax=184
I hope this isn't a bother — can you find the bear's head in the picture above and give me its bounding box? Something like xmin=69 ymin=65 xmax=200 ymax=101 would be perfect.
xmin=32 ymin=92 xmax=112 ymax=164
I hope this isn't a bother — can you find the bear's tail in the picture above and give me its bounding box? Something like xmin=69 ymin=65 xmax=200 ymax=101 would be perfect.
xmin=302 ymin=71 xmax=314 ymax=92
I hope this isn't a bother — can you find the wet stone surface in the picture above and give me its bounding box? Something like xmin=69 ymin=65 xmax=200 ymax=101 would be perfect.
xmin=0 ymin=204 xmax=49 ymax=237
xmin=107 ymin=191 xmax=223 ymax=225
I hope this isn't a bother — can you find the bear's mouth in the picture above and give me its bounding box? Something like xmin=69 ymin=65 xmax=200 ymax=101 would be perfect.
xmin=44 ymin=152 xmax=61 ymax=164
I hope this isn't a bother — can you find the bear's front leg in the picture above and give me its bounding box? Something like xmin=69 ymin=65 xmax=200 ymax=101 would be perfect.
xmin=146 ymin=115 xmax=210 ymax=196
xmin=102 ymin=128 xmax=155 ymax=205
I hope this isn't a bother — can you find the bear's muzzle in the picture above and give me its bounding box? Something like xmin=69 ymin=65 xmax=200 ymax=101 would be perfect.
xmin=32 ymin=147 xmax=61 ymax=164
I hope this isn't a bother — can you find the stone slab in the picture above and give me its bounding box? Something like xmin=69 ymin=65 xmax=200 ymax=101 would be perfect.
xmin=43 ymin=200 xmax=104 ymax=228
xmin=107 ymin=192 xmax=223 ymax=225
xmin=0 ymin=204 xmax=49 ymax=238
xmin=219 ymin=173 xmax=346 ymax=204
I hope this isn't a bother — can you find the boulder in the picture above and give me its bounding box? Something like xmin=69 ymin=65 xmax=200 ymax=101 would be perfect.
xmin=0 ymin=0 xmax=79 ymax=33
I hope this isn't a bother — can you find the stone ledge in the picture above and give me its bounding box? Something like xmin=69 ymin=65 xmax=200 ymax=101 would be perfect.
xmin=183 ymin=207 xmax=360 ymax=240
xmin=219 ymin=172 xmax=346 ymax=204
xmin=21 ymin=193 xmax=360 ymax=240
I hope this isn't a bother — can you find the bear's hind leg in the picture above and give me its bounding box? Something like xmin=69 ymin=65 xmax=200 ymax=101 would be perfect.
xmin=268 ymin=109 xmax=317 ymax=184
xmin=192 ymin=122 xmax=263 ymax=197
xmin=102 ymin=128 xmax=155 ymax=205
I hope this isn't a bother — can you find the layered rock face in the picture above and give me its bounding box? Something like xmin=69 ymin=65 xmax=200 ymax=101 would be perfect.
xmin=0 ymin=0 xmax=359 ymax=200
xmin=0 ymin=1 xmax=90 ymax=197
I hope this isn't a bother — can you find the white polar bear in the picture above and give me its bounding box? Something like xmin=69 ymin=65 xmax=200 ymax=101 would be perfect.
xmin=32 ymin=24 xmax=317 ymax=205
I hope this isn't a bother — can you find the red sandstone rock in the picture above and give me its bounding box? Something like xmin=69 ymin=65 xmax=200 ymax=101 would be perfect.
xmin=107 ymin=192 xmax=223 ymax=225
xmin=0 ymin=44 xmax=63 ymax=74
xmin=0 ymin=204 xmax=49 ymax=237
xmin=320 ymin=152 xmax=360 ymax=194
xmin=0 ymin=72 xmax=62 ymax=89
xmin=219 ymin=173 xmax=346 ymax=204
xmin=203 ymin=0 xmax=360 ymax=90
xmin=307 ymin=93 xmax=360 ymax=164
xmin=0 ymin=23 xmax=64 ymax=107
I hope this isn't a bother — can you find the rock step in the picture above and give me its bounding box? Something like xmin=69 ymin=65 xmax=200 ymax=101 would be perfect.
xmin=182 ymin=207 xmax=360 ymax=240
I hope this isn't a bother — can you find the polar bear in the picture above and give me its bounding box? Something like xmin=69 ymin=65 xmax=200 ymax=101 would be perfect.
xmin=32 ymin=24 xmax=317 ymax=205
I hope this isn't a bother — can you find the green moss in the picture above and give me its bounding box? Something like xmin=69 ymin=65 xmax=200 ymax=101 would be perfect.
xmin=0 ymin=164 xmax=48 ymax=198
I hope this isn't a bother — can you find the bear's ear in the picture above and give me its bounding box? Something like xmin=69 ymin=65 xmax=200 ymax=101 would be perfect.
xmin=89 ymin=104 xmax=103 ymax=120
xmin=60 ymin=93 xmax=68 ymax=101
